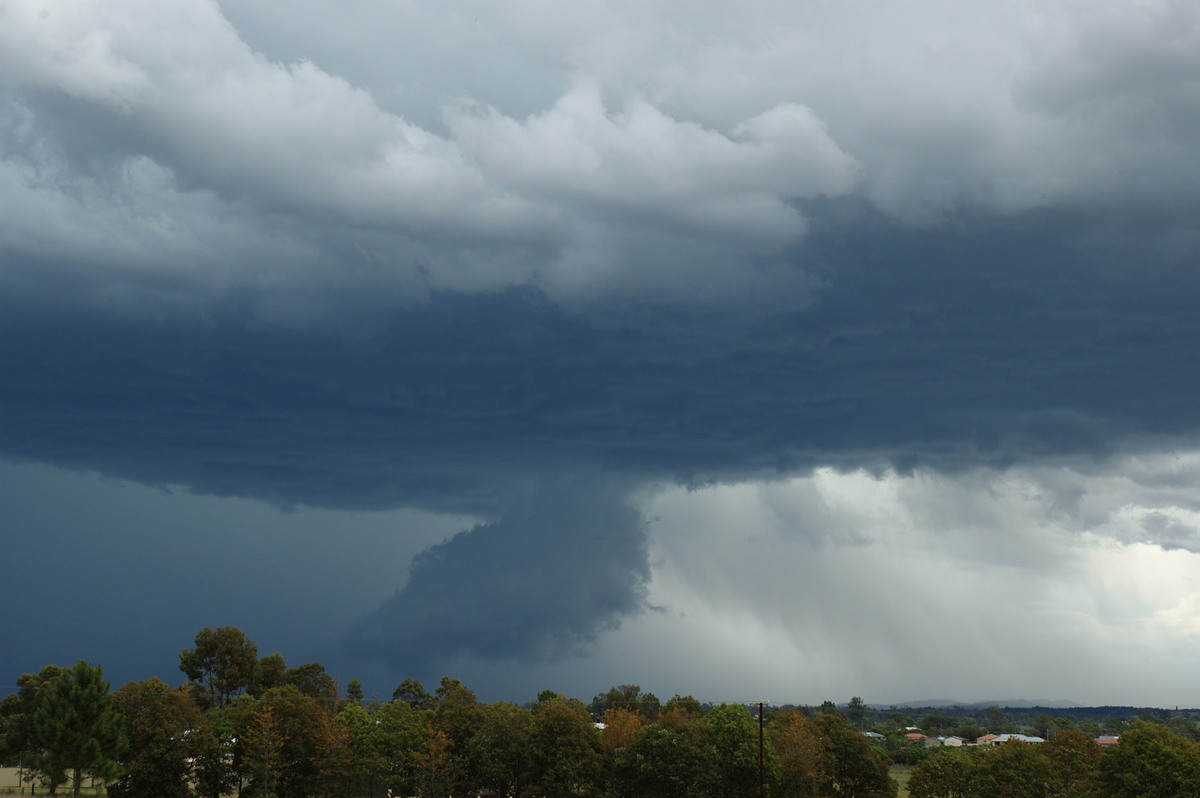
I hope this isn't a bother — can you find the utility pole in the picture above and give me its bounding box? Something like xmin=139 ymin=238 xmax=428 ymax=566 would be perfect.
xmin=758 ymin=701 xmax=766 ymax=798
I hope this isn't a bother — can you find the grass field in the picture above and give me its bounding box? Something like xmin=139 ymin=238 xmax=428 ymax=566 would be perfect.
xmin=891 ymin=764 xmax=913 ymax=797
xmin=0 ymin=767 xmax=106 ymax=795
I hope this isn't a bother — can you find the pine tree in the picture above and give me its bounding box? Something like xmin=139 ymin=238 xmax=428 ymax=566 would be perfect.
xmin=33 ymin=660 xmax=128 ymax=797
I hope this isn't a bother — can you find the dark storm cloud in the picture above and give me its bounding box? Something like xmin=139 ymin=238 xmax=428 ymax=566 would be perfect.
xmin=5 ymin=0 xmax=1200 ymax=681
xmin=5 ymin=204 xmax=1200 ymax=676
xmin=6 ymin=203 xmax=1200 ymax=510
xmin=344 ymin=476 xmax=650 ymax=674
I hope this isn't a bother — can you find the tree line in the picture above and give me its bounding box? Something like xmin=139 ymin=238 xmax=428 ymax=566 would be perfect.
xmin=0 ymin=626 xmax=896 ymax=798
xmin=907 ymin=722 xmax=1200 ymax=798
xmin=1 ymin=625 xmax=1198 ymax=797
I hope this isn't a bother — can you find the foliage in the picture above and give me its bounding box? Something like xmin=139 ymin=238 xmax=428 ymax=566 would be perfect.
xmin=344 ymin=678 xmax=364 ymax=705
xmin=530 ymin=696 xmax=602 ymax=798
xmin=23 ymin=626 xmax=1200 ymax=798
xmin=233 ymin=685 xmax=347 ymax=798
xmin=771 ymin=709 xmax=828 ymax=798
xmin=613 ymin=709 xmax=717 ymax=798
xmin=907 ymin=747 xmax=974 ymax=798
xmin=393 ymin=677 xmax=434 ymax=710
xmin=0 ymin=664 xmax=66 ymax=769
xmin=179 ymin=626 xmax=259 ymax=709
xmin=250 ymin=652 xmax=289 ymax=697
xmin=1041 ymin=728 xmax=1100 ymax=797
xmin=1092 ymin=720 xmax=1200 ymax=798
xmin=464 ymin=701 xmax=533 ymax=797
xmin=285 ymin=662 xmax=336 ymax=700
xmin=32 ymin=660 xmax=128 ymax=798
xmin=590 ymin=684 xmax=661 ymax=721
xmin=706 ymin=703 xmax=778 ymax=798
xmin=108 ymin=677 xmax=205 ymax=798
xmin=970 ymin=741 xmax=1053 ymax=798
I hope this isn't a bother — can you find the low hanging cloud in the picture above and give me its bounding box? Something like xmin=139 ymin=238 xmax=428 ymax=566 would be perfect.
xmin=344 ymin=476 xmax=650 ymax=674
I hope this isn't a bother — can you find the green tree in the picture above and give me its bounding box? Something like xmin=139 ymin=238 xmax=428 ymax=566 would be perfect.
xmin=590 ymin=685 xmax=661 ymax=721
xmin=32 ymin=660 xmax=128 ymax=798
xmin=0 ymin=665 xmax=66 ymax=779
xmin=1041 ymin=728 xmax=1100 ymax=797
xmin=908 ymin=746 xmax=974 ymax=798
xmin=285 ymin=662 xmax=335 ymax=700
xmin=614 ymin=705 xmax=717 ymax=798
xmin=345 ymin=678 xmax=365 ymax=705
xmin=812 ymin=712 xmax=896 ymax=798
xmin=971 ymin=741 xmax=1053 ymax=798
xmin=848 ymin=696 xmax=871 ymax=729
xmin=706 ymin=703 xmax=778 ymax=798
xmin=192 ymin=707 xmax=237 ymax=798
xmin=341 ymin=699 xmax=428 ymax=798
xmin=530 ymin=696 xmax=602 ymax=798
xmin=233 ymin=685 xmax=345 ymax=798
xmin=1093 ymin=720 xmax=1200 ymax=798
xmin=661 ymin=694 xmax=706 ymax=719
xmin=393 ymin=678 xmax=434 ymax=710
xmin=464 ymin=701 xmax=534 ymax=798
xmin=108 ymin=677 xmax=206 ymax=798
xmin=180 ymin=626 xmax=259 ymax=709
xmin=431 ymin=677 xmax=484 ymax=794
xmin=250 ymin=652 xmax=289 ymax=697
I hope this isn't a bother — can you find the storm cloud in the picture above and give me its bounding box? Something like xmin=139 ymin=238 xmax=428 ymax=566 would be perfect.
xmin=3 ymin=0 xmax=1200 ymax=700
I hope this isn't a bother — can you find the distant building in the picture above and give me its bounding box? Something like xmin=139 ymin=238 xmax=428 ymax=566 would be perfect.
xmin=942 ymin=736 xmax=966 ymax=747
xmin=984 ymin=733 xmax=1045 ymax=745
xmin=1096 ymin=735 xmax=1120 ymax=747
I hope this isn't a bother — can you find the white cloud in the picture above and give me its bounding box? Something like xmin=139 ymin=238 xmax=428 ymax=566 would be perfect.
xmin=620 ymin=456 xmax=1200 ymax=705
xmin=5 ymin=0 xmax=1197 ymax=315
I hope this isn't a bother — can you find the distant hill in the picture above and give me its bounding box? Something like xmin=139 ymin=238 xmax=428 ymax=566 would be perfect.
xmin=886 ymin=699 xmax=1082 ymax=710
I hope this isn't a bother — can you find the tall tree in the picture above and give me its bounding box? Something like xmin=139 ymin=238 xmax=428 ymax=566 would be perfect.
xmin=179 ymin=626 xmax=259 ymax=709
xmin=590 ymin=685 xmax=661 ymax=721
xmin=529 ymin=696 xmax=602 ymax=798
xmin=32 ymin=661 xmax=128 ymax=798
xmin=108 ymin=677 xmax=206 ymax=798
xmin=250 ymin=651 xmax=289 ymax=697
xmin=233 ymin=685 xmax=344 ymax=798
xmin=614 ymin=707 xmax=717 ymax=798
xmin=847 ymin=696 xmax=871 ymax=729
xmin=707 ymin=703 xmax=778 ymax=798
xmin=771 ymin=709 xmax=828 ymax=798
xmin=285 ymin=662 xmax=335 ymax=700
xmin=342 ymin=700 xmax=429 ymax=798
xmin=464 ymin=702 xmax=534 ymax=798
xmin=345 ymin=678 xmax=365 ymax=705
xmin=0 ymin=664 xmax=66 ymax=780
xmin=811 ymin=713 xmax=896 ymax=798
xmin=393 ymin=678 xmax=434 ymax=710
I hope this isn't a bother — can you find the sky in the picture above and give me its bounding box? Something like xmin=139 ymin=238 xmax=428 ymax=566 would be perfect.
xmin=3 ymin=0 xmax=1200 ymax=709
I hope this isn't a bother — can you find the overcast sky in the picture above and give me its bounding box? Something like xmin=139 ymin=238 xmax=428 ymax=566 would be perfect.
xmin=4 ymin=0 xmax=1200 ymax=708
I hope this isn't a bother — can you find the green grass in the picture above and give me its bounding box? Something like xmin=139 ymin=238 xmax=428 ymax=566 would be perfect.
xmin=891 ymin=764 xmax=913 ymax=797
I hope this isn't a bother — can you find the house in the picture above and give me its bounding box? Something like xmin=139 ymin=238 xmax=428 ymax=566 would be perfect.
xmin=1096 ymin=735 xmax=1119 ymax=747
xmin=976 ymin=734 xmax=999 ymax=746
xmin=942 ymin=736 xmax=966 ymax=747
xmin=985 ymin=733 xmax=1044 ymax=745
